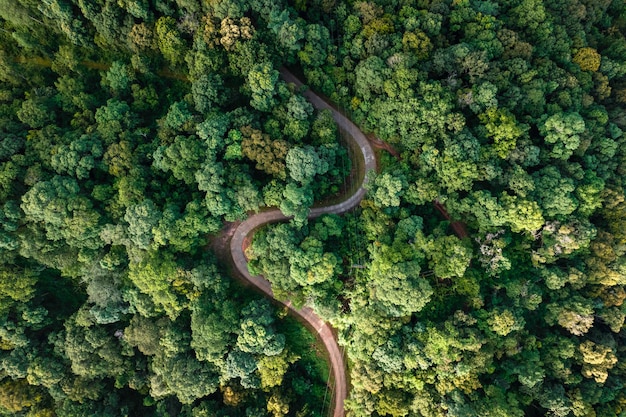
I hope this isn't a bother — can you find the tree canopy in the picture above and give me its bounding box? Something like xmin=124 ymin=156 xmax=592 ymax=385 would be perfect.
xmin=2 ymin=0 xmax=626 ymax=416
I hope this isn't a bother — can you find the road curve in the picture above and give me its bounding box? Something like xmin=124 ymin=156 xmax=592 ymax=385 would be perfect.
xmin=228 ymin=68 xmax=376 ymax=417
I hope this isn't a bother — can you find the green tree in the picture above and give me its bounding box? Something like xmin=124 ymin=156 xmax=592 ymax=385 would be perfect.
xmin=268 ymin=9 xmax=305 ymax=63
xmin=95 ymin=99 xmax=136 ymax=144
xmin=17 ymin=97 xmax=55 ymax=129
xmin=282 ymin=95 xmax=313 ymax=141
xmin=0 ymin=266 xmax=37 ymax=316
xmin=153 ymin=135 xmax=206 ymax=185
xmin=191 ymin=296 xmax=238 ymax=363
xmin=532 ymin=167 xmax=578 ymax=218
xmin=152 ymin=200 xmax=218 ymax=253
xmin=428 ymin=235 xmax=473 ymax=279
xmin=225 ymin=350 xmax=259 ymax=389
xmin=150 ymin=352 xmax=220 ymax=404
xmin=248 ymin=63 xmax=279 ymax=112
xmin=51 ymin=135 xmax=103 ymax=180
xmin=155 ymin=16 xmax=187 ymax=66
xmin=39 ymin=0 xmax=90 ymax=45
xmin=267 ymin=391 xmax=290 ymax=417
xmin=289 ymin=237 xmax=339 ymax=286
xmin=578 ymin=340 xmax=617 ymax=383
xmin=119 ymin=0 xmax=151 ymax=20
xmin=196 ymin=162 xmax=233 ymax=217
xmin=20 ymin=176 xmax=102 ymax=250
xmin=124 ymin=199 xmax=160 ymax=250
xmin=163 ymin=101 xmax=194 ymax=132
xmin=573 ymin=47 xmax=601 ymax=72
xmin=546 ymin=296 xmax=595 ymax=336
xmin=0 ymin=378 xmax=45 ymax=414
xmin=280 ymin=183 xmax=313 ymax=227
xmin=310 ymin=109 xmax=338 ymax=145
xmin=298 ymin=24 xmax=330 ymax=67
xmin=241 ymin=126 xmax=289 ymax=179
xmin=370 ymin=249 xmax=432 ymax=317
xmin=500 ymin=193 xmax=545 ymax=233
xmin=355 ymin=56 xmax=387 ymax=102
xmin=487 ymin=308 xmax=525 ymax=336
xmin=369 ymin=172 xmax=406 ymax=208
xmin=127 ymin=250 xmax=190 ymax=319
xmin=123 ymin=314 xmax=164 ymax=356
xmin=62 ymin=311 xmax=128 ymax=379
xmin=540 ymin=113 xmax=585 ymax=160
xmin=102 ymin=61 xmax=133 ymax=93
xmin=285 ymin=146 xmax=329 ymax=185
xmin=191 ymin=73 xmax=225 ymax=114
xmin=237 ymin=300 xmax=285 ymax=357
xmin=103 ymin=140 xmax=134 ymax=177
xmin=258 ymin=351 xmax=294 ymax=390
xmin=479 ymin=107 xmax=525 ymax=159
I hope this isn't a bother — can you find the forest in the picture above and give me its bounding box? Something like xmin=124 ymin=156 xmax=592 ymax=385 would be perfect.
xmin=1 ymin=0 xmax=626 ymax=416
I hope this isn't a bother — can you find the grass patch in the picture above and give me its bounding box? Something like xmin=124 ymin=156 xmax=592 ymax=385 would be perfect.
xmin=280 ymin=314 xmax=330 ymax=383
xmin=279 ymin=313 xmax=332 ymax=417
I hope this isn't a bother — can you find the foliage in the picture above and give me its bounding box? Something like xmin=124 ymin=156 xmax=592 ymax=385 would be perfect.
xmin=2 ymin=0 xmax=626 ymax=416
xmin=250 ymin=0 xmax=626 ymax=415
xmin=0 ymin=1 xmax=339 ymax=415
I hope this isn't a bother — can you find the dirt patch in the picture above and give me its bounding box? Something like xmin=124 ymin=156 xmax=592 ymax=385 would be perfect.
xmin=433 ymin=201 xmax=469 ymax=239
xmin=209 ymin=220 xmax=240 ymax=260
xmin=242 ymin=234 xmax=252 ymax=259
xmin=366 ymin=133 xmax=402 ymax=161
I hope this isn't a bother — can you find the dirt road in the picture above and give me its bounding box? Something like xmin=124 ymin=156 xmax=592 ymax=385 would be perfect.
xmin=227 ymin=68 xmax=376 ymax=417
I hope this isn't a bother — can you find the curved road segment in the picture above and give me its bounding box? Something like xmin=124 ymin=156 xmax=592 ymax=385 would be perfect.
xmin=228 ymin=68 xmax=377 ymax=417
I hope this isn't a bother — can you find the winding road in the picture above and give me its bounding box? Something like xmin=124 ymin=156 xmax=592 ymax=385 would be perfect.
xmin=227 ymin=68 xmax=377 ymax=417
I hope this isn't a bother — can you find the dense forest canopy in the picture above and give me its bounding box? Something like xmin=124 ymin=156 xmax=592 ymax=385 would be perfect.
xmin=0 ymin=0 xmax=350 ymax=415
xmin=1 ymin=0 xmax=626 ymax=416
